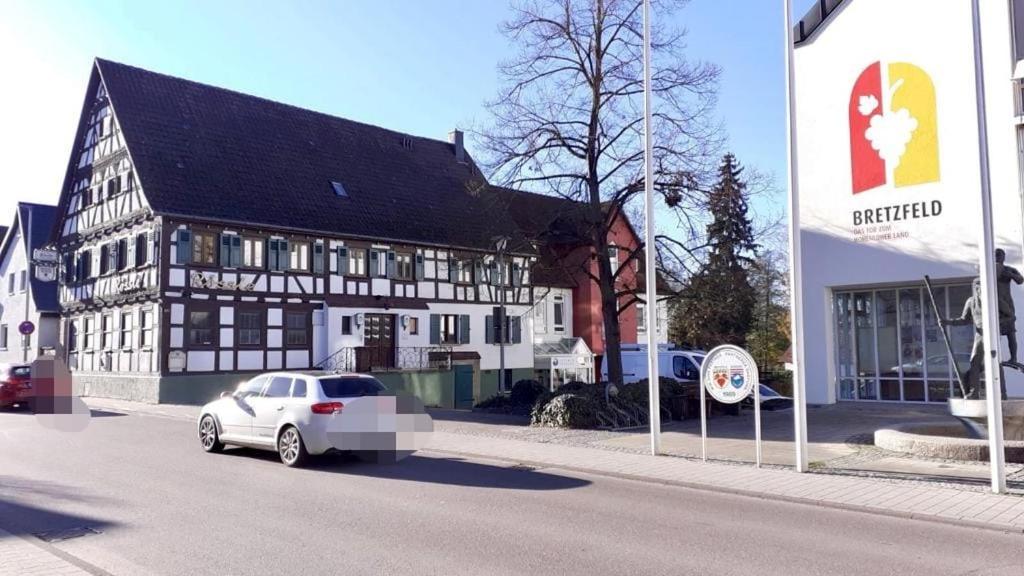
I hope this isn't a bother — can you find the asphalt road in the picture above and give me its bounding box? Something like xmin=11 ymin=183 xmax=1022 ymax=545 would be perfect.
xmin=1 ymin=408 xmax=1024 ymax=576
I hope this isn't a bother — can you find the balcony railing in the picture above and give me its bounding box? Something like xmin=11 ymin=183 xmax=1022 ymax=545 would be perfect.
xmin=316 ymin=346 xmax=453 ymax=373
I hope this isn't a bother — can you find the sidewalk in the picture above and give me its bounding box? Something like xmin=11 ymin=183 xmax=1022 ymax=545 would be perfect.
xmin=84 ymin=398 xmax=1024 ymax=534
xmin=0 ymin=528 xmax=95 ymax=576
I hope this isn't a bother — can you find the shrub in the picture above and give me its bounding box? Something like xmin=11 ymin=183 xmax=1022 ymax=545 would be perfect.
xmin=510 ymin=379 xmax=546 ymax=406
xmin=531 ymin=393 xmax=600 ymax=428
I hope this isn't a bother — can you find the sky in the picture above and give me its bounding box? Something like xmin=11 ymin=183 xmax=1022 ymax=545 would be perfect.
xmin=0 ymin=0 xmax=818 ymax=237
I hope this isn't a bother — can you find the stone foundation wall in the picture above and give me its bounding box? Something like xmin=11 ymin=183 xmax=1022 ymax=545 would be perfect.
xmin=73 ymin=373 xmax=162 ymax=404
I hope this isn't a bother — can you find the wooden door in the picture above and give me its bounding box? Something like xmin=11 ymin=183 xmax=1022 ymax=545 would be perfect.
xmin=359 ymin=314 xmax=396 ymax=371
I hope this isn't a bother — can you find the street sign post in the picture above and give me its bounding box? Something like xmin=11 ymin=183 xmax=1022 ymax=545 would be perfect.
xmin=700 ymin=344 xmax=762 ymax=467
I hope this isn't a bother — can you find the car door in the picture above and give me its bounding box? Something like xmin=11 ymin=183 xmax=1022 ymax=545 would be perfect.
xmin=249 ymin=375 xmax=293 ymax=445
xmin=220 ymin=375 xmax=266 ymax=440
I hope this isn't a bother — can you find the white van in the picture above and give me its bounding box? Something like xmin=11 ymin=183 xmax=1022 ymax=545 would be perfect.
xmin=602 ymin=344 xmax=706 ymax=384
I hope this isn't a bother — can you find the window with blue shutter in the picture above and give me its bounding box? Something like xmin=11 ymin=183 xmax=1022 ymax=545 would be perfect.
xmin=458 ymin=314 xmax=471 ymax=344
xmin=219 ymin=234 xmax=232 ymax=267
xmin=511 ymin=316 xmax=522 ymax=344
xmin=386 ymin=250 xmax=396 ymax=278
xmin=488 ymin=261 xmax=500 ymax=286
xmin=336 ymin=246 xmax=349 ymax=275
xmin=313 ymin=242 xmax=325 ymax=274
xmin=429 ymin=314 xmax=441 ymax=345
xmin=231 ymin=235 xmax=241 ymax=267
xmin=369 ymin=250 xmax=380 ymax=278
xmin=415 ymin=253 xmax=424 ymax=280
xmin=512 ymin=263 xmax=522 ymax=287
xmin=268 ymin=239 xmax=286 ymax=271
xmin=176 ymin=229 xmax=191 ymax=265
xmin=485 ymin=315 xmax=494 ymax=344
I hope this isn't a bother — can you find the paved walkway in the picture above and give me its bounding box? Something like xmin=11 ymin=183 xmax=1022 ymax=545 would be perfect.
xmin=0 ymin=528 xmax=95 ymax=576
xmin=84 ymin=397 xmax=1024 ymax=534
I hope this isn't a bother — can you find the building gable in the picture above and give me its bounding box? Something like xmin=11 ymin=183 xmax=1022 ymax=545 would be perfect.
xmin=55 ymin=64 xmax=152 ymax=242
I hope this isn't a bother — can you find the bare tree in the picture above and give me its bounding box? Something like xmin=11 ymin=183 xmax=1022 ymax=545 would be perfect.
xmin=479 ymin=0 xmax=721 ymax=384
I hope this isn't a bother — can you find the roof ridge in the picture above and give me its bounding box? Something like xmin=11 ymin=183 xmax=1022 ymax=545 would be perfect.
xmin=94 ymin=58 xmax=461 ymax=149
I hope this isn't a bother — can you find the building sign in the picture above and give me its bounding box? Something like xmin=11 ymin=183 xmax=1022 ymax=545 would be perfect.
xmin=168 ymin=351 xmax=186 ymax=372
xmin=116 ymin=273 xmax=148 ymax=295
xmin=701 ymin=345 xmax=757 ymax=405
xmin=190 ymin=272 xmax=255 ymax=291
xmin=849 ymin=61 xmax=942 ymax=243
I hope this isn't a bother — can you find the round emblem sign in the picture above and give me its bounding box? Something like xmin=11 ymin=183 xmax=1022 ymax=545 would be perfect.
xmin=701 ymin=344 xmax=758 ymax=405
xmin=18 ymin=320 xmax=35 ymax=336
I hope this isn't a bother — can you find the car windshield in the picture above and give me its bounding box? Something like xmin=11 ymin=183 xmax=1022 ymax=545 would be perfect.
xmin=318 ymin=377 xmax=386 ymax=398
xmin=10 ymin=366 xmax=30 ymax=378
xmin=759 ymin=384 xmax=780 ymax=397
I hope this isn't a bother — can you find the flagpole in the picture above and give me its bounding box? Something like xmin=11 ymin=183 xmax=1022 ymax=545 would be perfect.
xmin=783 ymin=0 xmax=809 ymax=473
xmin=643 ymin=0 xmax=661 ymax=456
xmin=970 ymin=0 xmax=1006 ymax=494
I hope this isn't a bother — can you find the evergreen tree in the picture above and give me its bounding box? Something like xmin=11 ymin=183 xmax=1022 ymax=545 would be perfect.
xmin=670 ymin=154 xmax=757 ymax=349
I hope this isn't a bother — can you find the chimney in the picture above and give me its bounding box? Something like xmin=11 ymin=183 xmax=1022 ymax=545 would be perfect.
xmin=449 ymin=129 xmax=465 ymax=163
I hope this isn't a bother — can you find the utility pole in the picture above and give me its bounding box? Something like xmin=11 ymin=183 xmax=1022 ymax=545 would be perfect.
xmin=495 ymin=236 xmax=509 ymax=393
xmin=642 ymin=0 xmax=661 ymax=456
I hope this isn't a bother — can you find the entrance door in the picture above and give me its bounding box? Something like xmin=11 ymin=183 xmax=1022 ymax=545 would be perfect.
xmin=360 ymin=314 xmax=396 ymax=371
xmin=454 ymin=365 xmax=474 ymax=409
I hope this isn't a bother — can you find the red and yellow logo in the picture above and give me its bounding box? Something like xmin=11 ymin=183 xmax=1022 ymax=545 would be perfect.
xmin=849 ymin=61 xmax=939 ymax=194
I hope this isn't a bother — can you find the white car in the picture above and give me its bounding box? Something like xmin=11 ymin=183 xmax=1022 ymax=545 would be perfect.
xmin=197 ymin=371 xmax=387 ymax=467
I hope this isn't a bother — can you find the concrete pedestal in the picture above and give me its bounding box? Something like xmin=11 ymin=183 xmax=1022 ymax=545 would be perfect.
xmin=948 ymin=399 xmax=1024 ymax=441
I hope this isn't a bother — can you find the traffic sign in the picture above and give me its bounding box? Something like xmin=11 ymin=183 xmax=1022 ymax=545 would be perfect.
xmin=18 ymin=321 xmax=35 ymax=336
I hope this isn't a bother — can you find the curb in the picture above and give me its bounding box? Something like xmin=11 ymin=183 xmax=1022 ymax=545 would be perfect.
xmin=424 ymin=446 xmax=1024 ymax=536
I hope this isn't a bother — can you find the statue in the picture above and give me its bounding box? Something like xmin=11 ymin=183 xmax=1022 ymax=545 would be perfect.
xmin=940 ymin=277 xmax=987 ymax=399
xmin=996 ymin=248 xmax=1024 ymax=368
xmin=937 ymin=248 xmax=1020 ymax=400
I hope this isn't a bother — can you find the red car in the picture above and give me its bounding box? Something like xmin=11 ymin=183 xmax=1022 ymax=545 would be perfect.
xmin=0 ymin=364 xmax=33 ymax=410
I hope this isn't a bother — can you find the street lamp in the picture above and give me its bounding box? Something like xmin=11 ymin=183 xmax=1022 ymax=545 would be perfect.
xmin=493 ymin=235 xmax=510 ymax=393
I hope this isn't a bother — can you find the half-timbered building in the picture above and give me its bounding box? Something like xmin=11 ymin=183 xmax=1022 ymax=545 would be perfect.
xmin=55 ymin=59 xmax=537 ymax=405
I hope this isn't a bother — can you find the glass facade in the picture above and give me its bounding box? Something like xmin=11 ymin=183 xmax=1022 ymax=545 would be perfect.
xmin=833 ymin=283 xmax=971 ymax=402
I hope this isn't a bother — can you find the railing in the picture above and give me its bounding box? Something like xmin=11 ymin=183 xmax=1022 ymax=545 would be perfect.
xmin=315 ymin=346 xmax=453 ymax=373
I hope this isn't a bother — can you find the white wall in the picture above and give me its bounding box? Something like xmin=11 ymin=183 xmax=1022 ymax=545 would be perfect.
xmin=324 ymin=302 xmax=534 ymax=371
xmin=0 ymin=226 xmax=58 ymax=364
xmin=532 ymin=287 xmax=573 ymax=344
xmin=794 ymin=0 xmax=1022 ymax=402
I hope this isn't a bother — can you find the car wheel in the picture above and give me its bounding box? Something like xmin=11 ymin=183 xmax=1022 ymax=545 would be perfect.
xmin=199 ymin=415 xmax=224 ymax=453
xmin=278 ymin=426 xmax=308 ymax=467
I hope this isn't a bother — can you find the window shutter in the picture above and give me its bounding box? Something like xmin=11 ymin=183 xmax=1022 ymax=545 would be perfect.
xmin=511 ymin=316 xmax=522 ymax=344
xmin=231 ymin=235 xmax=242 ymax=268
xmin=176 ymin=229 xmax=191 ymax=265
xmin=336 ymin=246 xmax=349 ymax=275
xmin=429 ymin=314 xmax=441 ymax=345
xmin=415 ymin=253 xmax=424 ymax=280
xmin=126 ymin=237 xmax=135 ymax=269
xmin=108 ymin=242 xmax=118 ymax=273
xmin=459 ymin=314 xmax=471 ymax=344
xmin=313 ymin=242 xmax=325 ymax=274
xmin=512 ymin=263 xmax=522 ymax=287
xmin=280 ymin=239 xmax=290 ymax=268
xmin=448 ymin=259 xmax=459 ymax=283
xmin=369 ymin=250 xmax=380 ymax=278
xmin=219 ymin=234 xmax=231 ymax=267
xmin=488 ymin=261 xmax=500 ymax=286
xmin=148 ymin=230 xmax=156 ymax=265
xmin=485 ymin=315 xmax=494 ymax=344
xmin=386 ymin=250 xmax=396 ymax=278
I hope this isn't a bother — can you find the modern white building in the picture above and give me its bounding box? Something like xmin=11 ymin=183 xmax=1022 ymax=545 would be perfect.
xmin=0 ymin=203 xmax=60 ymax=365
xmin=793 ymin=0 xmax=1024 ymax=404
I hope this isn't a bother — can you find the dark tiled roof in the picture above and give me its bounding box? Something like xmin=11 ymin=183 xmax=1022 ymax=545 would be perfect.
xmin=94 ymin=59 xmax=523 ymax=253
xmin=793 ymin=0 xmax=846 ymax=46
xmin=0 ymin=204 xmax=60 ymax=313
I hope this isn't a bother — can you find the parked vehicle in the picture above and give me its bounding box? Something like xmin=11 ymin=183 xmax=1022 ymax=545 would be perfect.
xmin=197 ymin=371 xmax=388 ymax=467
xmin=0 ymin=364 xmax=33 ymax=410
xmin=741 ymin=384 xmax=793 ymax=411
xmin=602 ymin=344 xmax=706 ymax=384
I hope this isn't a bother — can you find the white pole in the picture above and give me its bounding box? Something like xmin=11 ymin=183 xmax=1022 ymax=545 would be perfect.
xmin=783 ymin=0 xmax=809 ymax=472
xmin=699 ymin=382 xmax=707 ymax=462
xmin=754 ymin=377 xmax=762 ymax=468
xmin=642 ymin=0 xmax=661 ymax=456
xmin=970 ymin=0 xmax=1006 ymax=494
